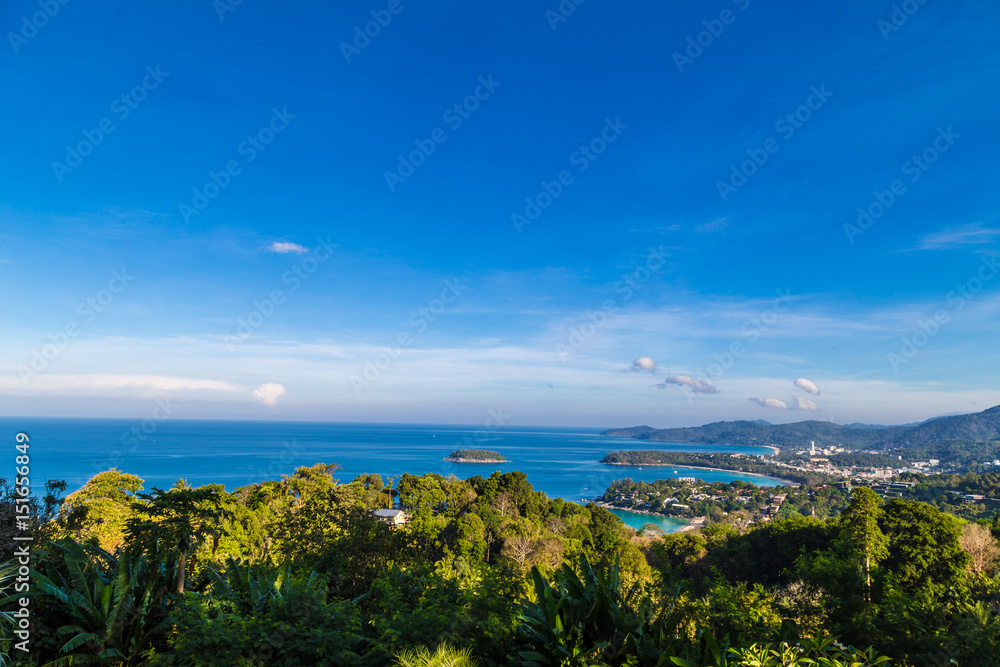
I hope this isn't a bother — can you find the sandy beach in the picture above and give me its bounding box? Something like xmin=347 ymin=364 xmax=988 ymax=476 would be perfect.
xmin=593 ymin=500 xmax=695 ymax=530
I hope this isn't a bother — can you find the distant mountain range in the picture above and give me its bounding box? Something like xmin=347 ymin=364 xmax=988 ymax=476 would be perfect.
xmin=601 ymin=405 xmax=1000 ymax=450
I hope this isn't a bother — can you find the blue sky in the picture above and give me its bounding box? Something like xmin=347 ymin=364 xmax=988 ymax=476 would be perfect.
xmin=1 ymin=0 xmax=999 ymax=427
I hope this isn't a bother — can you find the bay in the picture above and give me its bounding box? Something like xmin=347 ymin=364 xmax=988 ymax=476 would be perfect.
xmin=0 ymin=418 xmax=785 ymax=533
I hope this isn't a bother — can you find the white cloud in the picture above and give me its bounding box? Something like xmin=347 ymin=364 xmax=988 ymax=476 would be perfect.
xmin=749 ymin=397 xmax=788 ymax=410
xmin=253 ymin=382 xmax=286 ymax=405
xmin=794 ymin=378 xmax=821 ymax=395
xmin=267 ymin=241 xmax=308 ymax=254
xmin=790 ymin=396 xmax=819 ymax=411
xmin=657 ymin=375 xmax=718 ymax=394
xmin=914 ymin=223 xmax=1000 ymax=250
xmin=631 ymin=356 xmax=657 ymax=372
xmin=750 ymin=395 xmax=818 ymax=411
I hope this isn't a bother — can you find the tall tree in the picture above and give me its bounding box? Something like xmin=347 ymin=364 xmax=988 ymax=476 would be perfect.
xmin=55 ymin=470 xmax=142 ymax=552
xmin=879 ymin=498 xmax=967 ymax=592
xmin=838 ymin=487 xmax=888 ymax=603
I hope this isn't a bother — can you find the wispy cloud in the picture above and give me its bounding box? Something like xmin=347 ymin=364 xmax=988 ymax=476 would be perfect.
xmin=657 ymin=375 xmax=718 ymax=394
xmin=5 ymin=373 xmax=243 ymax=392
xmin=914 ymin=223 xmax=1000 ymax=250
xmin=750 ymin=395 xmax=819 ymax=411
xmin=749 ymin=397 xmax=788 ymax=409
xmin=267 ymin=241 xmax=308 ymax=254
xmin=695 ymin=218 xmax=728 ymax=233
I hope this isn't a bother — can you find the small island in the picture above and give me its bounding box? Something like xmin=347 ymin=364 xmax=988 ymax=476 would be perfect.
xmin=444 ymin=449 xmax=509 ymax=463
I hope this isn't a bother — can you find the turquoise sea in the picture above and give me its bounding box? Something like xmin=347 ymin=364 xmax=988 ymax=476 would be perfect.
xmin=0 ymin=418 xmax=784 ymax=533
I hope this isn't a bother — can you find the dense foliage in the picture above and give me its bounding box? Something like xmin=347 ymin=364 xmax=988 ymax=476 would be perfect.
xmin=897 ymin=470 xmax=1000 ymax=521
xmin=2 ymin=464 xmax=999 ymax=666
xmin=602 ymin=479 xmax=850 ymax=523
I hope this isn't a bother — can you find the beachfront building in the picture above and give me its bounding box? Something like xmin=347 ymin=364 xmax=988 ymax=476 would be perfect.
xmin=373 ymin=509 xmax=409 ymax=527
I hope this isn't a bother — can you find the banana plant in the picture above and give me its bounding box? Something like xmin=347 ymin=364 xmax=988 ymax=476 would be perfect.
xmin=203 ymin=556 xmax=327 ymax=614
xmin=0 ymin=562 xmax=21 ymax=666
xmin=32 ymin=538 xmax=169 ymax=666
xmin=516 ymin=554 xmax=682 ymax=666
xmin=671 ymin=634 xmax=892 ymax=667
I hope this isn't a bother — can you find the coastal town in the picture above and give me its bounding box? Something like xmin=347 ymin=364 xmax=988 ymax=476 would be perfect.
xmin=598 ymin=440 xmax=1000 ymax=531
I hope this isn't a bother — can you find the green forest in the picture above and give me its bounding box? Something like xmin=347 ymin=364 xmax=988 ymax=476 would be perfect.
xmin=445 ymin=450 xmax=509 ymax=462
xmin=601 ymin=479 xmax=852 ymax=522
xmin=2 ymin=465 xmax=1000 ymax=666
xmin=600 ymin=451 xmax=837 ymax=486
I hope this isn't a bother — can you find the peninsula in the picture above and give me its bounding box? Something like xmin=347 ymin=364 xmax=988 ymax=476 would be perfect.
xmin=600 ymin=450 xmax=823 ymax=486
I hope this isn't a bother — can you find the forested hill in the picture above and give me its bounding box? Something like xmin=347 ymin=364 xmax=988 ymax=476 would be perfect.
xmin=602 ymin=404 xmax=1000 ymax=450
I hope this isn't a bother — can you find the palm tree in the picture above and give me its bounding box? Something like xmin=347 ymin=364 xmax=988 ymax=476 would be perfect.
xmin=125 ymin=486 xmax=229 ymax=593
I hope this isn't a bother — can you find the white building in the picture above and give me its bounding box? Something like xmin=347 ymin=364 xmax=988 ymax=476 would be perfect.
xmin=373 ymin=509 xmax=409 ymax=526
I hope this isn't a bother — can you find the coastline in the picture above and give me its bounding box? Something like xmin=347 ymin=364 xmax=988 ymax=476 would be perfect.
xmin=601 ymin=461 xmax=798 ymax=486
xmin=594 ymin=500 xmax=698 ymax=532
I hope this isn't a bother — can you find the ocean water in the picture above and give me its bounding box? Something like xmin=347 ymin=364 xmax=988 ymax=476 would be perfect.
xmin=0 ymin=418 xmax=782 ymax=532
xmin=604 ymin=508 xmax=690 ymax=533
